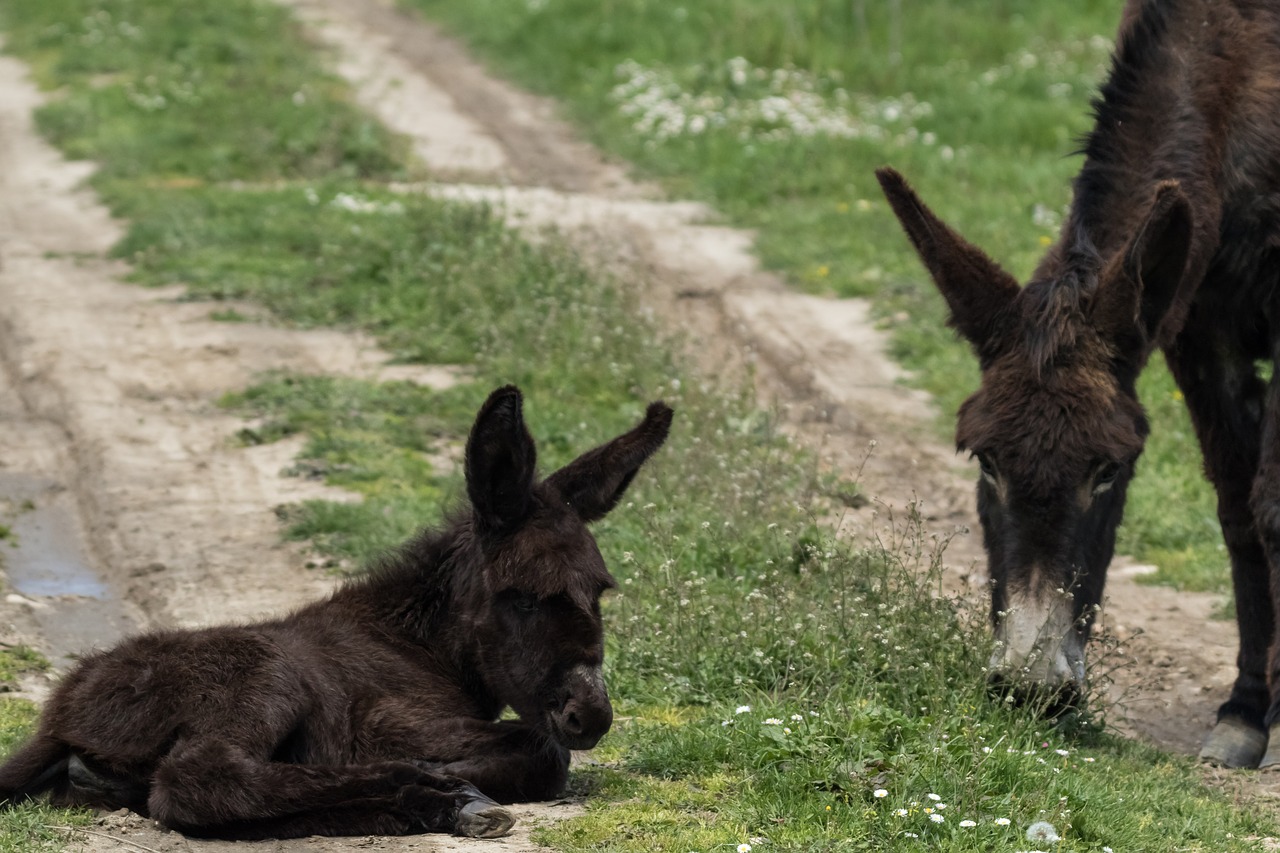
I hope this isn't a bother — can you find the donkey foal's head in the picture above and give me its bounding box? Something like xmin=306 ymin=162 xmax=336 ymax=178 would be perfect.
xmin=456 ymin=386 xmax=672 ymax=749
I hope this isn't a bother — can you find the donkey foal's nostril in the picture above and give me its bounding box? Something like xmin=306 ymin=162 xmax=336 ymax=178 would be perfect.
xmin=563 ymin=710 xmax=583 ymax=735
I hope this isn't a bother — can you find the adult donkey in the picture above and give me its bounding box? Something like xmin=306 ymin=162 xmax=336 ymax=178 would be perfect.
xmin=0 ymin=385 xmax=672 ymax=837
xmin=878 ymin=0 xmax=1280 ymax=767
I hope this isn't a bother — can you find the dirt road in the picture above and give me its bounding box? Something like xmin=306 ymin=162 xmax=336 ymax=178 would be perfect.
xmin=0 ymin=0 xmax=1262 ymax=848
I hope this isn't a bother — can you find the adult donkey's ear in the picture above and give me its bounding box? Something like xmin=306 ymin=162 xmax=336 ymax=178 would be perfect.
xmin=466 ymin=385 xmax=538 ymax=534
xmin=1091 ymin=181 xmax=1194 ymax=359
xmin=876 ymin=167 xmax=1020 ymax=359
xmin=546 ymin=402 xmax=674 ymax=523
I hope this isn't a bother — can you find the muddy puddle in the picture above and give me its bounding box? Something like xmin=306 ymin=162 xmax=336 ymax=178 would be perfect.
xmin=0 ymin=472 xmax=131 ymax=666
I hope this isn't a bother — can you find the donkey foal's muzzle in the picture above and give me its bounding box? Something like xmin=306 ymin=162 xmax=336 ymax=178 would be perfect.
xmin=550 ymin=664 xmax=612 ymax=750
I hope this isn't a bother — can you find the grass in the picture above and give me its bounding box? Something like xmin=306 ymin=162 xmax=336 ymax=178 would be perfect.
xmin=399 ymin=0 xmax=1228 ymax=591
xmin=0 ymin=0 xmax=1272 ymax=851
xmin=0 ymin=651 xmax=88 ymax=852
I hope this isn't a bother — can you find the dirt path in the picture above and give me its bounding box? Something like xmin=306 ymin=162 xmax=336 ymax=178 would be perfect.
xmin=0 ymin=0 xmax=1265 ymax=848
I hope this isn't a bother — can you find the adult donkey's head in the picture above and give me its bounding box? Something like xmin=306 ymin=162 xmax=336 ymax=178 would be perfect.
xmin=456 ymin=386 xmax=672 ymax=749
xmin=876 ymin=168 xmax=1196 ymax=705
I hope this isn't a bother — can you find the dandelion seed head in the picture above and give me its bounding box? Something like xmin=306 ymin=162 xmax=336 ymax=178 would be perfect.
xmin=1025 ymin=821 xmax=1060 ymax=843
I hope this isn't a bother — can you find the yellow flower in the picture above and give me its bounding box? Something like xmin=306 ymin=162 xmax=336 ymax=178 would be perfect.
xmin=815 ymin=265 xmax=830 ymax=278
xmin=1173 ymin=390 xmax=1184 ymax=401
xmin=836 ymin=201 xmax=850 ymax=213
xmin=1038 ymin=234 xmax=1053 ymax=247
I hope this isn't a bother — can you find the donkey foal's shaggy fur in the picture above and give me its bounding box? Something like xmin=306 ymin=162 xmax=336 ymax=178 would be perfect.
xmin=0 ymin=385 xmax=672 ymax=839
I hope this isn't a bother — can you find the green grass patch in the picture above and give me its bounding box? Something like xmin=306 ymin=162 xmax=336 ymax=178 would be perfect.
xmin=0 ymin=0 xmax=1272 ymax=850
xmin=400 ymin=0 xmax=1227 ymax=591
xmin=0 ymin=652 xmax=90 ymax=851
xmin=1 ymin=0 xmax=404 ymax=183
xmin=0 ymin=646 xmax=48 ymax=689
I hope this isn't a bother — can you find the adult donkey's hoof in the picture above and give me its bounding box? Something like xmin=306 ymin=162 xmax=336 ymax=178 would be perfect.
xmin=456 ymin=796 xmax=516 ymax=838
xmin=1199 ymin=715 xmax=1267 ymax=768
xmin=1257 ymin=724 xmax=1280 ymax=771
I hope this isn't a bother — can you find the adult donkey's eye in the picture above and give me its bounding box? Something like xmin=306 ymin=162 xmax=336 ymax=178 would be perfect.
xmin=1093 ymin=461 xmax=1122 ymax=493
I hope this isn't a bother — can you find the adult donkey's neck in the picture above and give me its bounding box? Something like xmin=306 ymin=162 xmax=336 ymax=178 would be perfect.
xmin=1038 ymin=0 xmax=1240 ymax=283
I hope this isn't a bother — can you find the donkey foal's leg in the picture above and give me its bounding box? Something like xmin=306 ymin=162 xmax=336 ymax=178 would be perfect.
xmin=401 ymin=719 xmax=570 ymax=804
xmin=149 ymin=740 xmax=511 ymax=839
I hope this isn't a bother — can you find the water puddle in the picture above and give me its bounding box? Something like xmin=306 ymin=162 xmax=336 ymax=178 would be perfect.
xmin=0 ymin=472 xmax=132 ymax=666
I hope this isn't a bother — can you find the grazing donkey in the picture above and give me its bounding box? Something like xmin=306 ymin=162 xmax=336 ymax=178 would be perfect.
xmin=878 ymin=0 xmax=1280 ymax=766
xmin=0 ymin=385 xmax=672 ymax=838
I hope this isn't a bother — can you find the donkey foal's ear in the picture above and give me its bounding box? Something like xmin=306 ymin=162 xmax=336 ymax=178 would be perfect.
xmin=466 ymin=385 xmax=538 ymax=533
xmin=546 ymin=402 xmax=674 ymax=523
xmin=875 ymin=167 xmax=1020 ymax=356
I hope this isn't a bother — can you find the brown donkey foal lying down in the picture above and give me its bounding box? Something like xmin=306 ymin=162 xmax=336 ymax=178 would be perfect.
xmin=0 ymin=385 xmax=672 ymax=839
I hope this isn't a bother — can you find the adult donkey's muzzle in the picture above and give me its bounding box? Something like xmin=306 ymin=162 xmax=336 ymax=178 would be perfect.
xmin=986 ymin=587 xmax=1086 ymax=717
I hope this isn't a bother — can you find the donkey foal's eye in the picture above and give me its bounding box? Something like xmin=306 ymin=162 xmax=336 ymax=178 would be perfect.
xmin=513 ymin=594 xmax=539 ymax=614
xmin=975 ymin=453 xmax=998 ymax=481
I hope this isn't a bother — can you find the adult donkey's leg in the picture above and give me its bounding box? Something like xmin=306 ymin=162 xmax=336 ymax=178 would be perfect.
xmin=148 ymin=739 xmax=511 ymax=839
xmin=1166 ymin=333 xmax=1272 ymax=768
xmin=1250 ymin=341 xmax=1280 ymax=768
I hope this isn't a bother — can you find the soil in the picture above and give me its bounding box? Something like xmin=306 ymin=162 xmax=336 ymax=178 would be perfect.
xmin=0 ymin=0 xmax=1270 ymax=848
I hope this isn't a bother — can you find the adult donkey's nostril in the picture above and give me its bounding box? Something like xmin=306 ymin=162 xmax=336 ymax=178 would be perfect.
xmin=561 ymin=708 xmax=583 ymax=736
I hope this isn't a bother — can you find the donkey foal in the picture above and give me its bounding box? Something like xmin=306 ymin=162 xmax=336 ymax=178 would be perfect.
xmin=0 ymin=385 xmax=672 ymax=839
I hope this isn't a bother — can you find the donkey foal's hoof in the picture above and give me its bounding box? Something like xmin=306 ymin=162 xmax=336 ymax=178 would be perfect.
xmin=1199 ymin=715 xmax=1267 ymax=769
xmin=456 ymin=799 xmax=515 ymax=838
